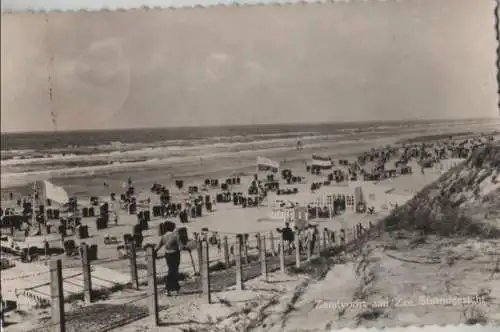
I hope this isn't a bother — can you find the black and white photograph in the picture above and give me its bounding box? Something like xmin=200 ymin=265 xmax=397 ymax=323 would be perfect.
xmin=1 ymin=0 xmax=500 ymax=331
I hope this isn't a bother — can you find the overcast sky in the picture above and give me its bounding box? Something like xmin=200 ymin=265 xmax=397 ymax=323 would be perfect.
xmin=1 ymin=0 xmax=498 ymax=133
xmin=3 ymin=0 xmax=289 ymax=12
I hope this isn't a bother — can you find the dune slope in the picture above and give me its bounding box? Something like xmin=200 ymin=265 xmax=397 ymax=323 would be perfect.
xmin=248 ymin=143 xmax=500 ymax=331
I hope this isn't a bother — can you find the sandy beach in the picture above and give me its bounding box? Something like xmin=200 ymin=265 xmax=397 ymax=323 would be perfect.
xmin=3 ymin=119 xmax=499 ymax=199
xmin=2 ymin=0 xmax=499 ymax=330
xmin=2 ymin=126 xmax=498 ymax=331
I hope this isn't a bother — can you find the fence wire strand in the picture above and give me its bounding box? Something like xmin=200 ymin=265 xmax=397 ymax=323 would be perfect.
xmin=13 ymin=221 xmax=377 ymax=332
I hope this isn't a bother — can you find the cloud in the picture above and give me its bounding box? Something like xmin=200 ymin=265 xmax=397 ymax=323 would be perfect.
xmin=1 ymin=0 xmax=497 ymax=132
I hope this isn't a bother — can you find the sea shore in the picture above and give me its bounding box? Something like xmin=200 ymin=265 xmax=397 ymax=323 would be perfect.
xmin=1 ymin=129 xmax=498 ymax=331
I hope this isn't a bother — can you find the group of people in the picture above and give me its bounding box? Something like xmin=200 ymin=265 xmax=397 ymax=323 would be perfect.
xmin=115 ymin=135 xmax=498 ymax=297
xmin=152 ymin=219 xmax=322 ymax=296
xmin=277 ymin=222 xmax=319 ymax=255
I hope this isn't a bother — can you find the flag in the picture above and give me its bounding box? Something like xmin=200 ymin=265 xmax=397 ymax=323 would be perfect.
xmin=257 ymin=156 xmax=279 ymax=173
xmin=43 ymin=180 xmax=69 ymax=204
xmin=311 ymin=155 xmax=332 ymax=169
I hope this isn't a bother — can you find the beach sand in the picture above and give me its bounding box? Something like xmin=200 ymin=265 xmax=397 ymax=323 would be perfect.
xmin=1 ymin=155 xmax=457 ymax=331
xmin=107 ymin=149 xmax=500 ymax=332
xmin=2 ymin=133 xmax=498 ymax=331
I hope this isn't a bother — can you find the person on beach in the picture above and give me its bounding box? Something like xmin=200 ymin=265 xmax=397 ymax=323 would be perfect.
xmin=304 ymin=225 xmax=316 ymax=255
xmin=154 ymin=222 xmax=184 ymax=296
xmin=281 ymin=222 xmax=294 ymax=251
xmin=110 ymin=200 xmax=119 ymax=224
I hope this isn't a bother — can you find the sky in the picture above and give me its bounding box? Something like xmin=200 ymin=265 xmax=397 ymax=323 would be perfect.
xmin=3 ymin=0 xmax=290 ymax=12
xmin=1 ymin=0 xmax=498 ymax=133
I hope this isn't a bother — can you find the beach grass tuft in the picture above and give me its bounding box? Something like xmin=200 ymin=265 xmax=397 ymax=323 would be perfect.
xmin=383 ymin=144 xmax=500 ymax=239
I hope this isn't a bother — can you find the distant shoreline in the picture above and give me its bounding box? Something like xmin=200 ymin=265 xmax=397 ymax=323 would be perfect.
xmin=2 ymin=117 xmax=496 ymax=136
xmin=1 ymin=120 xmax=497 ymax=199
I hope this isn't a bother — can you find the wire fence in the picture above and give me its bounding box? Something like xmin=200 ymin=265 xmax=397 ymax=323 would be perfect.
xmin=8 ymin=220 xmax=379 ymax=332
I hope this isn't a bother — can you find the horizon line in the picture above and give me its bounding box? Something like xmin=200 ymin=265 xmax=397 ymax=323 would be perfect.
xmin=1 ymin=116 xmax=497 ymax=135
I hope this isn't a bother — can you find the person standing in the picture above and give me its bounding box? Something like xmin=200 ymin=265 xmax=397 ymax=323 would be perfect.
xmin=282 ymin=222 xmax=294 ymax=251
xmin=154 ymin=222 xmax=184 ymax=296
xmin=110 ymin=200 xmax=119 ymax=225
xmin=304 ymin=225 xmax=316 ymax=256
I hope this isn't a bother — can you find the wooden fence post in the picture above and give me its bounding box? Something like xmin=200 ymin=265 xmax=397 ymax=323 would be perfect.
xmin=60 ymin=230 xmax=65 ymax=253
xmin=269 ymin=231 xmax=276 ymax=256
xmin=243 ymin=234 xmax=249 ymax=264
xmin=315 ymin=231 xmax=321 ymax=256
xmin=235 ymin=235 xmax=243 ymax=290
xmin=146 ymin=246 xmax=159 ymax=326
xmin=50 ymin=259 xmax=66 ymax=332
xmin=223 ymin=236 xmax=230 ymax=267
xmin=316 ymin=231 xmax=321 ymax=252
xmin=307 ymin=239 xmax=312 ymax=262
xmin=196 ymin=239 xmax=203 ymax=276
xmin=129 ymin=241 xmax=139 ymax=289
xmin=80 ymin=243 xmax=92 ymax=304
xmin=201 ymin=241 xmax=211 ymax=303
xmin=367 ymin=220 xmax=371 ymax=232
xmin=294 ymin=231 xmax=301 ymax=268
xmin=260 ymin=235 xmax=268 ymax=281
xmin=256 ymin=234 xmax=262 ymax=254
xmin=279 ymin=238 xmax=285 ymax=273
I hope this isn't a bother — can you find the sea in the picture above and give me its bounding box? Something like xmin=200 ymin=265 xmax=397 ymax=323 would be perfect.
xmin=1 ymin=118 xmax=498 ymax=199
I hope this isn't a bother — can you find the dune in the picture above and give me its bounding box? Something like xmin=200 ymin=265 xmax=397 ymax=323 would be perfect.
xmin=4 ymin=138 xmax=498 ymax=332
xmin=244 ymin=143 xmax=500 ymax=331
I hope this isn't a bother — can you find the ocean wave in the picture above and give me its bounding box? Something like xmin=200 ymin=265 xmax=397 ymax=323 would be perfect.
xmin=1 ymin=131 xmax=318 ymax=156
xmin=0 ymin=148 xmax=285 ymax=188
xmin=2 ymin=120 xmax=497 ymax=190
xmin=0 ymin=133 xmax=349 ymax=167
xmin=1 ymin=122 xmax=488 ymax=169
xmin=0 ymin=137 xmax=382 ymax=189
xmin=0 ymin=121 xmax=464 ymax=161
xmin=3 ymin=121 xmax=495 ymax=169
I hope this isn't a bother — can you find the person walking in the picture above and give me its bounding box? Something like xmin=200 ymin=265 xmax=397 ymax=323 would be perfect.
xmin=154 ymin=222 xmax=184 ymax=296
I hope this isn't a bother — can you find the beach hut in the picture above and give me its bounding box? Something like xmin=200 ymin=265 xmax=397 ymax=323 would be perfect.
xmin=384 ymin=169 xmax=398 ymax=178
xmin=294 ymin=206 xmax=308 ymax=224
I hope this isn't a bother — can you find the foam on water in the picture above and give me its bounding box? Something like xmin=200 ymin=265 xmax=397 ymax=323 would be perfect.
xmin=0 ymin=138 xmax=371 ymax=188
xmin=0 ymin=133 xmax=346 ymax=167
xmin=1 ymin=119 xmax=497 ymax=193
